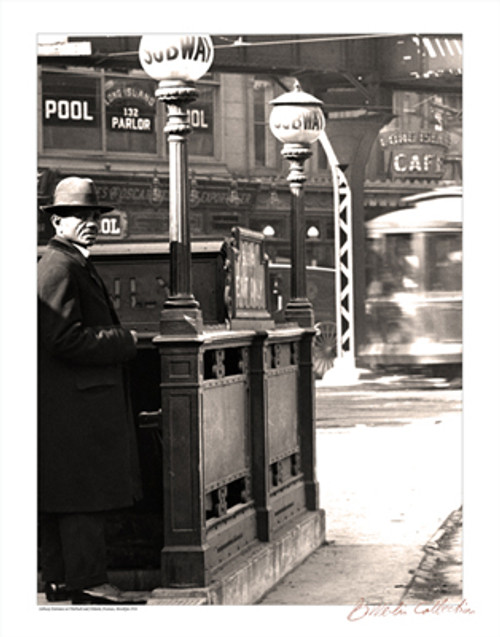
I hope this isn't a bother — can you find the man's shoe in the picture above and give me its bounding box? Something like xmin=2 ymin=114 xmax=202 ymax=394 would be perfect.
xmin=44 ymin=582 xmax=70 ymax=602
xmin=71 ymin=583 xmax=149 ymax=606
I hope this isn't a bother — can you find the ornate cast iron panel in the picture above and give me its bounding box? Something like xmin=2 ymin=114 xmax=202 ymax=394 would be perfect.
xmin=270 ymin=481 xmax=307 ymax=532
xmin=267 ymin=371 xmax=299 ymax=462
xmin=206 ymin=506 xmax=258 ymax=570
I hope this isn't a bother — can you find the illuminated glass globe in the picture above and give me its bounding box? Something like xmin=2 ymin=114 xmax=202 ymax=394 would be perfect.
xmin=269 ymin=81 xmax=325 ymax=145
xmin=139 ymin=34 xmax=214 ymax=82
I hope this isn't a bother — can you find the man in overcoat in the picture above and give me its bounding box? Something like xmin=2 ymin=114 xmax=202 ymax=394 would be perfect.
xmin=38 ymin=176 xmax=147 ymax=605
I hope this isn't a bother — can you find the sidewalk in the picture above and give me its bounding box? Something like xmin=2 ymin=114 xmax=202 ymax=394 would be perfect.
xmin=257 ymin=385 xmax=462 ymax=607
xmin=256 ymin=506 xmax=462 ymax=606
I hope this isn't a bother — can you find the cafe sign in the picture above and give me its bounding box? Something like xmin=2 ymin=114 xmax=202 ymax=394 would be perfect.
xmin=379 ymin=129 xmax=450 ymax=179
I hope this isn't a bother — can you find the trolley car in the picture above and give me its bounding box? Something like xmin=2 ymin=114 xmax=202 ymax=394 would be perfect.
xmin=359 ymin=187 xmax=462 ymax=375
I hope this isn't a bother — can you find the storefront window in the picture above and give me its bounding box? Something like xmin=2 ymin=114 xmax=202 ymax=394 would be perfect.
xmin=187 ymin=85 xmax=215 ymax=156
xmin=253 ymin=78 xmax=279 ymax=167
xmin=254 ymin=80 xmax=267 ymax=165
xmin=41 ymin=70 xmax=216 ymax=158
xmin=105 ymin=77 xmax=158 ymax=154
xmin=42 ymin=72 xmax=101 ymax=151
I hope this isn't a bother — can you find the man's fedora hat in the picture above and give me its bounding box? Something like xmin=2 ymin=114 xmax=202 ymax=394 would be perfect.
xmin=41 ymin=176 xmax=114 ymax=215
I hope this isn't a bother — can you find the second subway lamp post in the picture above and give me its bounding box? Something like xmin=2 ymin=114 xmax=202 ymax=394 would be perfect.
xmin=269 ymin=81 xmax=326 ymax=327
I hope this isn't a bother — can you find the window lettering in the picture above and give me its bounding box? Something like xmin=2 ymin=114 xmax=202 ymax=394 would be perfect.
xmin=44 ymin=99 xmax=94 ymax=122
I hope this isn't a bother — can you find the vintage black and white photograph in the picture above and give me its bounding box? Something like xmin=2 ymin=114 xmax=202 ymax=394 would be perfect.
xmin=1 ymin=2 xmax=499 ymax=637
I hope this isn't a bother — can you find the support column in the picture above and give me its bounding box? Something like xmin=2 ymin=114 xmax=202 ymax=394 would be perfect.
xmin=297 ymin=329 xmax=319 ymax=510
xmin=249 ymin=332 xmax=272 ymax=541
xmin=324 ymin=112 xmax=394 ymax=356
xmin=155 ymin=337 xmax=210 ymax=587
xmin=156 ymin=81 xmax=203 ymax=336
xmin=281 ymin=143 xmax=315 ymax=328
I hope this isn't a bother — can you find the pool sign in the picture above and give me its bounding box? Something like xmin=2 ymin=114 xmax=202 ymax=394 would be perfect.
xmin=44 ymin=99 xmax=94 ymax=122
xmin=139 ymin=34 xmax=214 ymax=82
xmin=43 ymin=97 xmax=98 ymax=127
xmin=98 ymin=210 xmax=128 ymax=240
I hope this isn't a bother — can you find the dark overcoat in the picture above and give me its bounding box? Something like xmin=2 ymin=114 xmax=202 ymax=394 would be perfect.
xmin=38 ymin=237 xmax=142 ymax=512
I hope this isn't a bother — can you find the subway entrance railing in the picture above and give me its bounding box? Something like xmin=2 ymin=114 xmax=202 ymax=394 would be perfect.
xmin=54 ymin=226 xmax=323 ymax=591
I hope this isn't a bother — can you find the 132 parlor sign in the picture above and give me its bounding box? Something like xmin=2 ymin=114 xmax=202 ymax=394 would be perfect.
xmin=105 ymin=82 xmax=156 ymax=133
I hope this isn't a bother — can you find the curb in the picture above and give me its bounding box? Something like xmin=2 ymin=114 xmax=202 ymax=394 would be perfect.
xmin=400 ymin=507 xmax=463 ymax=603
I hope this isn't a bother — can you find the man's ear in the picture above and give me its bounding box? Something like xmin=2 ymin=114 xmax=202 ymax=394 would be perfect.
xmin=50 ymin=214 xmax=61 ymax=229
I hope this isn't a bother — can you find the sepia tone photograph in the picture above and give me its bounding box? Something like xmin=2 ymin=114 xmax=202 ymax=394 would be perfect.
xmin=1 ymin=2 xmax=499 ymax=637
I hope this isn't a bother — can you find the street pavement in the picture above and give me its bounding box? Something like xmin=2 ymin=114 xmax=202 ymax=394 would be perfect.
xmin=257 ymin=369 xmax=463 ymax=606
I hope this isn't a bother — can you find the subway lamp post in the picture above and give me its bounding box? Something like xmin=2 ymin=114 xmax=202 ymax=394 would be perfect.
xmin=269 ymin=81 xmax=325 ymax=327
xmin=139 ymin=36 xmax=214 ymax=588
xmin=139 ymin=34 xmax=214 ymax=334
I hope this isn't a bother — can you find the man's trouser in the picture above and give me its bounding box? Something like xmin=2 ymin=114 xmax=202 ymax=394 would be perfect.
xmin=39 ymin=511 xmax=108 ymax=590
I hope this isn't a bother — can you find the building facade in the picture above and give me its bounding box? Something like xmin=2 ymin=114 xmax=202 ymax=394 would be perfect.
xmin=38 ymin=66 xmax=336 ymax=262
xmin=37 ymin=34 xmax=462 ymax=352
xmin=37 ymin=38 xmax=462 ymax=261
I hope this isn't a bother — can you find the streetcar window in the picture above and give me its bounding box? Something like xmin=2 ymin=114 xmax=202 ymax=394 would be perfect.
xmin=366 ymin=234 xmax=421 ymax=297
xmin=426 ymin=233 xmax=462 ymax=292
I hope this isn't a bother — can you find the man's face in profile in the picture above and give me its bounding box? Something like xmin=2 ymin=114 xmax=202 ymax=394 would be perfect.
xmin=51 ymin=209 xmax=102 ymax=247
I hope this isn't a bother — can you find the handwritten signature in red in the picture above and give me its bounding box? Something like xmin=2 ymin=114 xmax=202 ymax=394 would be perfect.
xmin=347 ymin=598 xmax=475 ymax=621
